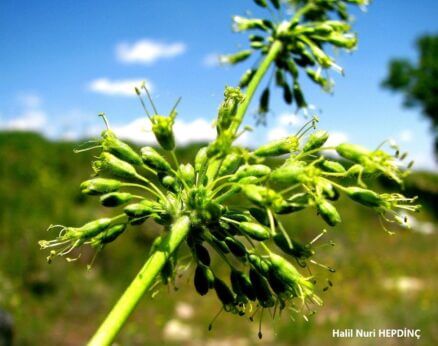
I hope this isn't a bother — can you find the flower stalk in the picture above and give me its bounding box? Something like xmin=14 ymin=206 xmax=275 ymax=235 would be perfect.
xmin=88 ymin=216 xmax=190 ymax=346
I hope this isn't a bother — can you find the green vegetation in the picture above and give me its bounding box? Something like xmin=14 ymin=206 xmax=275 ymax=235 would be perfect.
xmin=382 ymin=34 xmax=438 ymax=155
xmin=1 ymin=131 xmax=436 ymax=345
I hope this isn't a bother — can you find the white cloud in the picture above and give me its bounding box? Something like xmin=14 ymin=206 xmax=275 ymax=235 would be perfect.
xmin=318 ymin=131 xmax=349 ymax=156
xmin=0 ymin=110 xmax=47 ymax=132
xmin=202 ymin=53 xmax=220 ymax=67
xmin=399 ymin=129 xmax=413 ymax=142
xmin=173 ymin=118 xmax=216 ymax=145
xmin=267 ymin=127 xmax=289 ymax=141
xmin=116 ymin=39 xmax=186 ymax=64
xmin=278 ymin=113 xmax=304 ymax=127
xmin=107 ymin=116 xmax=216 ymax=145
xmin=265 ymin=113 xmax=305 ymax=142
xmin=88 ymin=78 xmax=152 ymax=97
xmin=325 ymin=131 xmax=349 ymax=147
xmin=112 ymin=118 xmax=153 ymax=143
xmin=0 ymin=93 xmax=48 ymax=132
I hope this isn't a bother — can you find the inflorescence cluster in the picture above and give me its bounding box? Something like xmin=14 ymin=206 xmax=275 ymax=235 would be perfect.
xmin=40 ymin=0 xmax=419 ymax=339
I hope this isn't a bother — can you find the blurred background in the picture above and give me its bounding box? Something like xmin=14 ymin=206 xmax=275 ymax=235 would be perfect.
xmin=0 ymin=0 xmax=437 ymax=345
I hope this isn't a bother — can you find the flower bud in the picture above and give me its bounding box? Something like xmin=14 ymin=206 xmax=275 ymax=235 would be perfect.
xmin=161 ymin=258 xmax=175 ymax=285
xmin=269 ymin=253 xmax=313 ymax=291
xmin=230 ymin=270 xmax=246 ymax=301
xmin=205 ymin=201 xmax=222 ymax=220
xmin=269 ymin=0 xmax=280 ymax=9
xmin=249 ymin=208 xmax=269 ymax=226
xmin=151 ymin=115 xmax=175 ymax=151
xmin=320 ymin=160 xmax=346 ymax=173
xmin=80 ymin=178 xmax=121 ymax=195
xmin=336 ymin=143 xmax=370 ymax=163
xmin=272 ymin=199 xmax=298 ymax=214
xmin=326 ymin=33 xmax=357 ymax=49
xmin=231 ymin=270 xmax=256 ymax=301
xmin=325 ymin=20 xmax=351 ymax=32
xmin=232 ymin=164 xmax=271 ymax=181
xmin=232 ymin=16 xmax=268 ymax=32
xmin=76 ymin=218 xmax=112 ymax=239
xmin=273 ymin=233 xmax=314 ymax=259
xmin=100 ymin=192 xmax=133 ymax=207
xmin=275 ymin=69 xmax=286 ymax=87
xmin=160 ymin=174 xmax=179 ymax=193
xmin=101 ymin=130 xmax=142 ymax=165
xmin=194 ymin=147 xmax=208 ymax=173
xmin=214 ymin=277 xmax=236 ymax=306
xmin=258 ymin=87 xmax=270 ymax=115
xmin=287 ymin=192 xmax=312 ymax=210
xmin=270 ymin=161 xmax=309 ymax=185
xmin=141 ymin=146 xmax=172 ymax=172
xmin=286 ymin=60 xmax=299 ymax=79
xmin=303 ymin=130 xmax=329 ymax=152
xmin=267 ymin=266 xmax=289 ymax=295
xmin=307 ymin=42 xmax=333 ymax=68
xmin=316 ymin=199 xmax=341 ymax=226
xmin=206 ymin=132 xmax=233 ymax=157
xmin=248 ymin=254 xmax=270 ymax=275
xmin=93 ymin=152 xmax=139 ymax=180
xmin=220 ymin=50 xmax=252 ymax=65
xmin=195 ymin=244 xmax=211 ymax=266
xmin=293 ymin=82 xmax=307 ymax=108
xmin=249 ymin=268 xmax=275 ymax=308
xmin=283 ymin=82 xmax=294 ymax=104
xmin=317 ymin=180 xmax=339 ymax=201
xmin=239 ymin=69 xmax=256 ymax=88
xmin=239 ymin=222 xmax=271 ymax=240
xmin=224 ymin=237 xmax=247 ymax=257
xmin=312 ymin=23 xmax=334 ymax=35
xmin=91 ymin=224 xmax=126 ymax=246
xmin=253 ymin=0 xmax=267 ymax=8
xmin=218 ymin=152 xmax=242 ymax=176
xmin=217 ymin=87 xmax=245 ymax=133
xmin=254 ymin=136 xmax=299 ymax=157
xmin=344 ymin=187 xmax=384 ymax=207
xmin=211 ymin=235 xmax=230 ymax=254
xmin=194 ymin=264 xmax=214 ymax=296
xmin=179 ymin=163 xmax=195 ymax=186
xmin=250 ymin=41 xmax=265 ymax=49
xmin=241 ymin=185 xmax=281 ymax=207
xmin=238 ymin=177 xmax=258 ymax=185
xmin=124 ymin=200 xmax=157 ymax=218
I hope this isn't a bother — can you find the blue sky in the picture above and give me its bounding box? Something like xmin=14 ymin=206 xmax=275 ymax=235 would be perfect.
xmin=0 ymin=0 xmax=437 ymax=169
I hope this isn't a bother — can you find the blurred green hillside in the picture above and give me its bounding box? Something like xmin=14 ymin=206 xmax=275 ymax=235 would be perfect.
xmin=0 ymin=131 xmax=437 ymax=345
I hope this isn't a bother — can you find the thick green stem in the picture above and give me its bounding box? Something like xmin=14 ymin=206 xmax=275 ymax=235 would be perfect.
xmin=229 ymin=40 xmax=283 ymax=135
xmin=88 ymin=215 xmax=191 ymax=346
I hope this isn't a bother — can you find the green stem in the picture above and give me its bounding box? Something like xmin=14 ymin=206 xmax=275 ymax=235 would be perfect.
xmin=229 ymin=39 xmax=283 ymax=136
xmin=88 ymin=215 xmax=191 ymax=346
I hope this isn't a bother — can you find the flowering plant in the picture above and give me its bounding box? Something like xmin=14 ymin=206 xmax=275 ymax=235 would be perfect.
xmin=40 ymin=1 xmax=419 ymax=345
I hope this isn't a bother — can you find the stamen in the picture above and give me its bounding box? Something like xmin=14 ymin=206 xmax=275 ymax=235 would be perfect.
xmin=98 ymin=113 xmax=111 ymax=130
xmin=208 ymin=307 xmax=224 ymax=331
xmin=169 ymin=97 xmax=182 ymax=119
xmin=309 ymin=229 xmax=327 ymax=245
xmin=310 ymin=259 xmax=336 ymax=272
xmin=142 ymin=83 xmax=158 ymax=114
xmin=258 ymin=308 xmax=264 ymax=339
